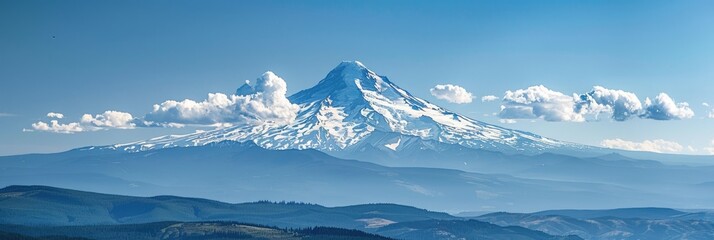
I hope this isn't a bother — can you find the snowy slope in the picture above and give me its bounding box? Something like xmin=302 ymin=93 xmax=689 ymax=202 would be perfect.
xmin=111 ymin=61 xmax=585 ymax=154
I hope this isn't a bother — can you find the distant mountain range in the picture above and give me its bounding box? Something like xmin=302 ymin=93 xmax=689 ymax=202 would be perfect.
xmin=0 ymin=222 xmax=395 ymax=240
xmin=475 ymin=209 xmax=714 ymax=240
xmin=0 ymin=185 xmax=581 ymax=240
xmin=3 ymin=140 xmax=713 ymax=212
xmin=5 ymin=185 xmax=714 ymax=240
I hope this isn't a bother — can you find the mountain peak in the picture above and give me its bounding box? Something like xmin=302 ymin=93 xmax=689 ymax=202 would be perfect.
xmin=337 ymin=60 xmax=367 ymax=69
xmin=324 ymin=60 xmax=377 ymax=83
xmin=289 ymin=60 xmax=393 ymax=104
xmin=113 ymin=61 xmax=577 ymax=155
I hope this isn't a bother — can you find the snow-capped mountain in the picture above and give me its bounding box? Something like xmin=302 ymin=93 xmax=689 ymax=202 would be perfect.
xmin=111 ymin=61 xmax=584 ymax=154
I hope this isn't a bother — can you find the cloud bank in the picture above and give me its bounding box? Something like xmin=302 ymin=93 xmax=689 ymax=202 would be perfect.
xmin=145 ymin=71 xmax=299 ymax=126
xmin=600 ymin=138 xmax=684 ymax=153
xmin=81 ymin=111 xmax=137 ymax=129
xmin=576 ymin=86 xmax=642 ymax=121
xmin=642 ymin=93 xmax=694 ymax=120
xmin=29 ymin=111 xmax=139 ymax=133
xmin=30 ymin=119 xmax=85 ymax=133
xmin=498 ymin=85 xmax=694 ymax=122
xmin=29 ymin=71 xmax=300 ymax=133
xmin=499 ymin=85 xmax=584 ymax=122
xmin=430 ymin=84 xmax=473 ymax=104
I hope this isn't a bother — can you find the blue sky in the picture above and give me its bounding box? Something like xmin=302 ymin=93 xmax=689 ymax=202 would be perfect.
xmin=1 ymin=0 xmax=713 ymax=156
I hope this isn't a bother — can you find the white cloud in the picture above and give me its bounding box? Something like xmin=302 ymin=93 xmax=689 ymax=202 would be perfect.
xmin=0 ymin=113 xmax=15 ymax=117
xmin=145 ymin=71 xmax=299 ymax=125
xmin=481 ymin=95 xmax=499 ymax=102
xmin=642 ymin=93 xmax=694 ymax=120
xmin=30 ymin=111 xmax=137 ymax=134
xmin=600 ymin=138 xmax=684 ymax=153
xmin=30 ymin=120 xmax=85 ymax=134
xmin=703 ymin=102 xmax=710 ymax=107
xmin=498 ymin=85 xmax=584 ymax=122
xmin=81 ymin=111 xmax=136 ymax=129
xmin=498 ymin=85 xmax=695 ymax=122
xmin=46 ymin=112 xmax=64 ymax=119
xmin=576 ymin=86 xmax=642 ymax=121
xmin=144 ymin=93 xmax=241 ymax=125
xmin=28 ymin=71 xmax=301 ymax=133
xmin=430 ymin=84 xmax=473 ymax=104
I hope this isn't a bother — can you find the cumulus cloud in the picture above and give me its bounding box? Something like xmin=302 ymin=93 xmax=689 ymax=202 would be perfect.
xmin=481 ymin=95 xmax=499 ymax=102
xmin=29 ymin=111 xmax=138 ymax=133
xmin=145 ymin=71 xmax=299 ymax=125
xmin=601 ymin=138 xmax=684 ymax=153
xmin=46 ymin=112 xmax=64 ymax=119
xmin=642 ymin=93 xmax=694 ymax=120
xmin=497 ymin=85 xmax=694 ymax=122
xmin=30 ymin=120 xmax=85 ymax=133
xmin=430 ymin=84 xmax=473 ymax=104
xmin=499 ymin=85 xmax=584 ymax=122
xmin=576 ymin=86 xmax=642 ymax=121
xmin=28 ymin=71 xmax=301 ymax=134
xmin=81 ymin=111 xmax=137 ymax=129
